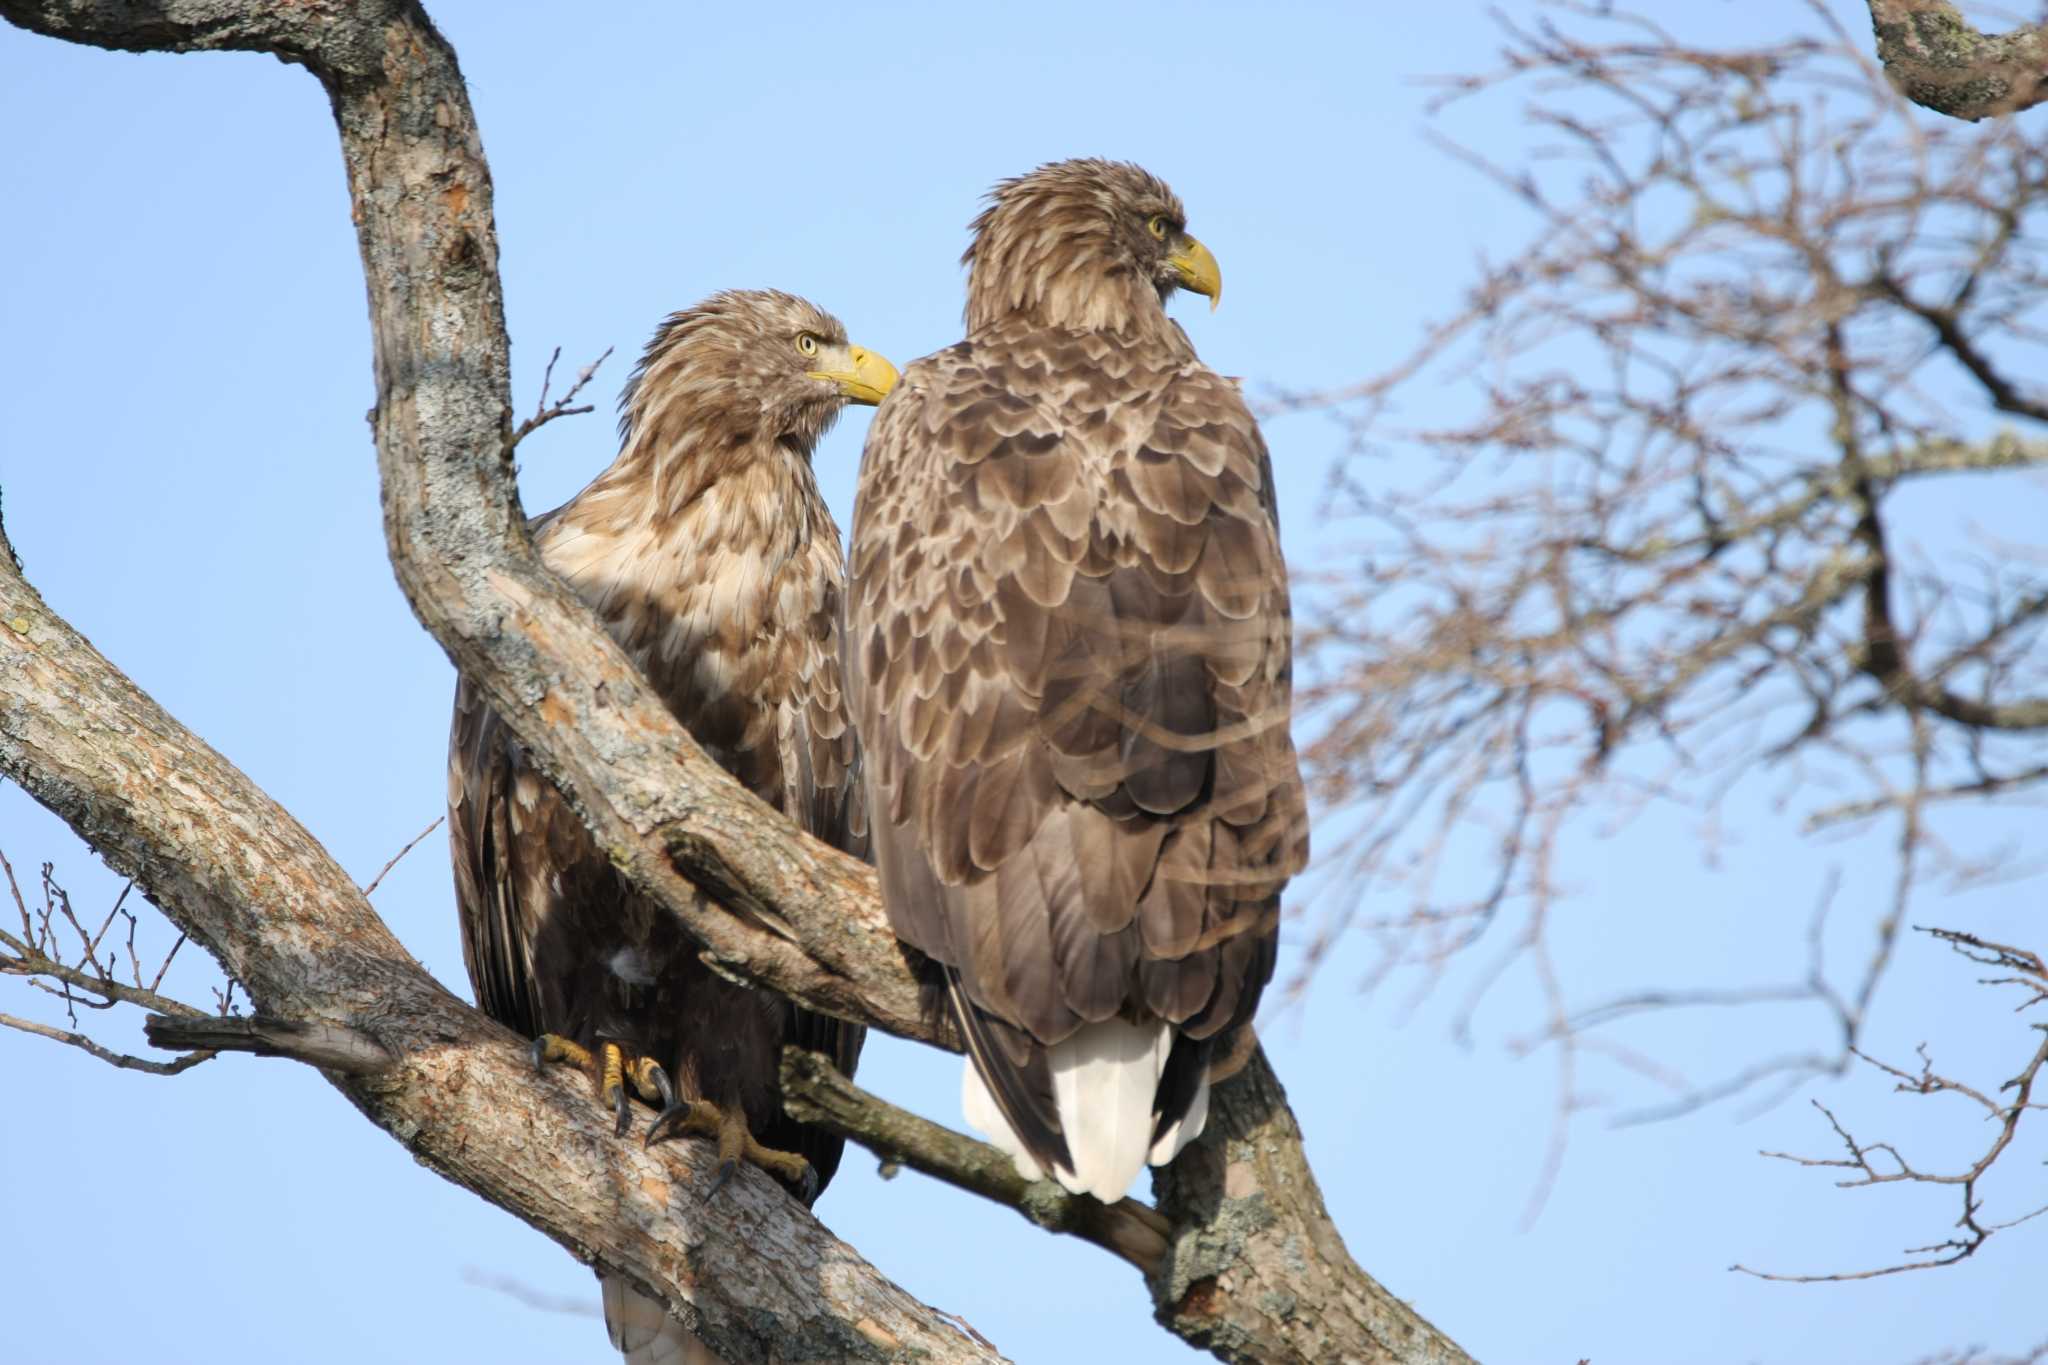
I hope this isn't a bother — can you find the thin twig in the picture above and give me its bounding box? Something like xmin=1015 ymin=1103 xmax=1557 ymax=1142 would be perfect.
xmin=0 ymin=1010 xmax=213 ymax=1076
xmin=362 ymin=815 xmax=446 ymax=896
xmin=779 ymin=1046 xmax=1169 ymax=1275
xmin=502 ymin=345 xmax=613 ymax=459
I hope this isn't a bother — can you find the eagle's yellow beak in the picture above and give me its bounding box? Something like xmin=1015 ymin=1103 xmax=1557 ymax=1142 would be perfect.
xmin=1169 ymin=235 xmax=1222 ymax=311
xmin=809 ymin=344 xmax=898 ymax=406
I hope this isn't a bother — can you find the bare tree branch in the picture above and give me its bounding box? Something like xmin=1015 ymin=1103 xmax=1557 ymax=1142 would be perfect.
xmin=503 ymin=344 xmax=613 ymax=459
xmin=145 ymin=1012 xmax=400 ymax=1074
xmin=361 ymin=814 xmax=444 ymax=897
xmin=0 ymin=852 xmax=207 ymax=1022
xmin=0 ymin=1010 xmax=212 ymax=1076
xmin=1290 ymin=4 xmax=2048 ymax=1228
xmin=781 ymin=1046 xmax=1173 ymax=1275
xmin=1735 ymin=929 xmax=2048 ymax=1280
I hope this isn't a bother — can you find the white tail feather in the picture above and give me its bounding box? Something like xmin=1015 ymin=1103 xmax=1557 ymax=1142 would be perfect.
xmin=601 ymin=1274 xmax=724 ymax=1365
xmin=1046 ymin=1020 xmax=1173 ymax=1200
xmin=959 ymin=1021 xmax=1204 ymax=1200
xmin=962 ymin=1060 xmax=1046 ymax=1181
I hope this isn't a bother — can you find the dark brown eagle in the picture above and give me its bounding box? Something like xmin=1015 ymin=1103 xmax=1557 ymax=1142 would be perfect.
xmin=448 ymin=290 xmax=895 ymax=1363
xmin=848 ymin=160 xmax=1308 ymax=1200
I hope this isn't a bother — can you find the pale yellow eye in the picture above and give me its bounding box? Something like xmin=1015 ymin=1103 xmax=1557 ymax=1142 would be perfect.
xmin=796 ymin=333 xmax=819 ymax=357
xmin=1146 ymin=215 xmax=1169 ymax=240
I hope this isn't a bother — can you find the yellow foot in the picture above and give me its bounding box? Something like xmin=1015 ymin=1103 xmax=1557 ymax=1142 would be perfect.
xmin=529 ymin=1034 xmax=673 ymax=1138
xmin=644 ymin=1096 xmax=818 ymax=1202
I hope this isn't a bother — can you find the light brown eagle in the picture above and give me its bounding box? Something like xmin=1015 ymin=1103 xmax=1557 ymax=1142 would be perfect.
xmin=448 ymin=290 xmax=895 ymax=1362
xmin=848 ymin=160 xmax=1308 ymax=1200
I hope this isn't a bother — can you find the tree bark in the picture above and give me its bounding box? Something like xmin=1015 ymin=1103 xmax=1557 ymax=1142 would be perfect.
xmin=1865 ymin=0 xmax=2048 ymax=120
xmin=0 ymin=2 xmax=1473 ymax=1362
xmin=0 ymin=517 xmax=1000 ymax=1363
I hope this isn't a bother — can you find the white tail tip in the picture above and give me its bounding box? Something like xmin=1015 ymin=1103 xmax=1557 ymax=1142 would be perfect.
xmin=959 ymin=1020 xmax=1210 ymax=1202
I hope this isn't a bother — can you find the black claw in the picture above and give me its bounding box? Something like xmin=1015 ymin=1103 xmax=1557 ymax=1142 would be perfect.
xmin=707 ymin=1157 xmax=738 ymax=1199
xmin=643 ymin=1102 xmax=687 ymax=1150
xmin=528 ymin=1037 xmax=548 ymax=1073
xmin=795 ymin=1162 xmax=819 ymax=1205
xmin=612 ymin=1084 xmax=632 ymax=1138
xmin=646 ymin=1061 xmax=675 ymax=1111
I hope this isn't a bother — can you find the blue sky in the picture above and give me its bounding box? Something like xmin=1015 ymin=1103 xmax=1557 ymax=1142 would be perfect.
xmin=1 ymin=3 xmax=2040 ymax=1363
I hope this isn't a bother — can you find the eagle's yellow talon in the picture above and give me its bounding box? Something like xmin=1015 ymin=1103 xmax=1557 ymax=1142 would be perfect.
xmin=644 ymin=1097 xmax=818 ymax=1201
xmin=529 ymin=1035 xmax=668 ymax=1139
xmin=530 ymin=1033 xmax=594 ymax=1073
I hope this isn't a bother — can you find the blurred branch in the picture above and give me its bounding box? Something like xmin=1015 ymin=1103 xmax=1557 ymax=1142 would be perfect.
xmin=1292 ymin=3 xmax=2048 ymax=1204
xmin=461 ymin=1267 xmax=600 ymax=1319
xmin=1805 ymin=760 xmax=2048 ymax=829
xmin=1908 ymin=1345 xmax=2048 ymax=1365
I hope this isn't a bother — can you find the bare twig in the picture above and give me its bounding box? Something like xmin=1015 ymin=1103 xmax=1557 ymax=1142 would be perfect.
xmin=0 ymin=855 xmax=209 ymax=1022
xmin=502 ymin=345 xmax=613 ymax=459
xmin=780 ymin=1046 xmax=1171 ymax=1275
xmin=0 ymin=1010 xmax=213 ymax=1076
xmin=361 ymin=815 xmax=445 ymax=896
xmin=1806 ymin=762 xmax=2048 ymax=829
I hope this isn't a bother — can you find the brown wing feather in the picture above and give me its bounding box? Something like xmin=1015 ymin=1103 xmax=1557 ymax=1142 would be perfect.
xmin=453 ymin=441 xmax=871 ymax=1205
xmin=850 ymin=323 xmax=1306 ymax=1172
xmin=448 ymin=677 xmax=547 ymax=1041
xmin=756 ymin=593 xmax=868 ymax=1187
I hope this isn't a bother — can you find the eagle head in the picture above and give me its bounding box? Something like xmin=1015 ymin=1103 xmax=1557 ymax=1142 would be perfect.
xmin=618 ymin=289 xmax=897 ymax=458
xmin=963 ymin=158 xmax=1222 ymax=334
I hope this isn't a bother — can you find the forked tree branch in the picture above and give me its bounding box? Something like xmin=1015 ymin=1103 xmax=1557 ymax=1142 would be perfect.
xmin=0 ymin=1 xmax=1468 ymax=1362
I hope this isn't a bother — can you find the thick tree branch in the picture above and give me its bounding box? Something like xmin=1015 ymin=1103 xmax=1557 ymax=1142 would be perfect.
xmin=0 ymin=1 xmax=1473 ymax=1361
xmin=1865 ymin=0 xmax=2048 ymax=121
xmin=1152 ymin=1049 xmax=1468 ymax=1365
xmin=0 ymin=520 xmax=1001 ymax=1364
xmin=782 ymin=1043 xmax=1470 ymax=1365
